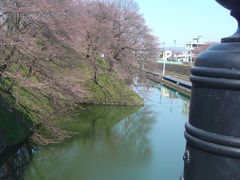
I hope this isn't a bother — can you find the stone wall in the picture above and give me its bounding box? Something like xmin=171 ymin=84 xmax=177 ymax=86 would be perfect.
xmin=146 ymin=74 xmax=191 ymax=97
xmin=157 ymin=64 xmax=192 ymax=77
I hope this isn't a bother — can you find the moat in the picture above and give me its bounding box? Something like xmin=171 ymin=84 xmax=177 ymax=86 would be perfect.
xmin=0 ymin=83 xmax=190 ymax=180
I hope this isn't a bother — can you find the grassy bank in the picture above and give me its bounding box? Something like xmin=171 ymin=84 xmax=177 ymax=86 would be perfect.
xmin=0 ymin=40 xmax=143 ymax=149
xmin=84 ymin=74 xmax=143 ymax=106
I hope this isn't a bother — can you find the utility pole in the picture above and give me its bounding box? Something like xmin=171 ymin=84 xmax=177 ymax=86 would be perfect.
xmin=174 ymin=40 xmax=177 ymax=61
xmin=160 ymin=42 xmax=166 ymax=76
xmin=197 ymin=35 xmax=202 ymax=44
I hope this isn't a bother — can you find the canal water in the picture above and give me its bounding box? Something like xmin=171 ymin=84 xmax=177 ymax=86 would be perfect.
xmin=0 ymin=83 xmax=190 ymax=180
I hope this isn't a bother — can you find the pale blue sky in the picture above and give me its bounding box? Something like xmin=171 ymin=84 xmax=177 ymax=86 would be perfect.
xmin=136 ymin=0 xmax=237 ymax=47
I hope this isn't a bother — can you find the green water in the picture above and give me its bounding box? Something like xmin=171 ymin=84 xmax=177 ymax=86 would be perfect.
xmin=0 ymin=84 xmax=190 ymax=180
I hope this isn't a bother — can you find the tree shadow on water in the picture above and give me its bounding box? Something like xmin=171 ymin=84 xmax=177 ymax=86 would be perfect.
xmin=0 ymin=141 xmax=34 ymax=180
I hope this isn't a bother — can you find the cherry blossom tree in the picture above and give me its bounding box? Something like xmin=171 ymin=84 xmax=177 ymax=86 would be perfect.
xmin=0 ymin=0 xmax=159 ymax=95
xmin=193 ymin=42 xmax=216 ymax=57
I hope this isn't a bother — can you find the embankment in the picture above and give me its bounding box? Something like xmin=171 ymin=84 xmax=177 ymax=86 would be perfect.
xmin=0 ymin=42 xmax=143 ymax=152
xmin=158 ymin=63 xmax=191 ymax=78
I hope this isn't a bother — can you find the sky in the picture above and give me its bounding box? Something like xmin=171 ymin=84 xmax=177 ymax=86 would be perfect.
xmin=136 ymin=0 xmax=237 ymax=47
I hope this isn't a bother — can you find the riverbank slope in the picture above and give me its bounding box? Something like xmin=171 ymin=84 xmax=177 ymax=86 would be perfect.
xmin=0 ymin=38 xmax=143 ymax=152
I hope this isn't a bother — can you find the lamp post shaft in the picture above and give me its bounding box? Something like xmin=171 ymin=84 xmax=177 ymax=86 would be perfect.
xmin=183 ymin=1 xmax=240 ymax=179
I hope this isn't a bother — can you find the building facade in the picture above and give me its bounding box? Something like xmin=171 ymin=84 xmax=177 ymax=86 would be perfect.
xmin=159 ymin=49 xmax=173 ymax=61
xmin=176 ymin=53 xmax=187 ymax=62
xmin=185 ymin=38 xmax=203 ymax=64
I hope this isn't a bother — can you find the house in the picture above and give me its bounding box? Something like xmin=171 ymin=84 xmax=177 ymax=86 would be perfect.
xmin=159 ymin=49 xmax=173 ymax=61
xmin=176 ymin=53 xmax=187 ymax=62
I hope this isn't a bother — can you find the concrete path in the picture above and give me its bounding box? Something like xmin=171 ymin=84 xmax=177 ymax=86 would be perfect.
xmin=146 ymin=71 xmax=192 ymax=89
xmin=163 ymin=75 xmax=192 ymax=89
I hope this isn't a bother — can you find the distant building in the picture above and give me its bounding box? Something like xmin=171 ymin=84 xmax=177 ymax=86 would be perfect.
xmin=176 ymin=53 xmax=187 ymax=62
xmin=158 ymin=38 xmax=207 ymax=64
xmin=160 ymin=49 xmax=173 ymax=61
xmin=158 ymin=49 xmax=186 ymax=64
xmin=185 ymin=38 xmax=204 ymax=64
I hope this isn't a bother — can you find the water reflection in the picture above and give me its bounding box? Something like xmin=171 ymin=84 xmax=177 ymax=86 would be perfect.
xmin=0 ymin=84 xmax=190 ymax=180
xmin=0 ymin=142 xmax=33 ymax=179
xmin=159 ymin=85 xmax=190 ymax=116
xmin=113 ymin=107 xmax=155 ymax=158
xmin=59 ymin=106 xmax=141 ymax=139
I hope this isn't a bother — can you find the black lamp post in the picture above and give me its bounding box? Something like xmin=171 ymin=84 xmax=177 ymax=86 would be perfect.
xmin=182 ymin=1 xmax=240 ymax=180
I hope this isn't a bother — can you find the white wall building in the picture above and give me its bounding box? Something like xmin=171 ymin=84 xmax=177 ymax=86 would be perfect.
xmin=176 ymin=53 xmax=187 ymax=62
xmin=185 ymin=38 xmax=203 ymax=64
xmin=160 ymin=49 xmax=173 ymax=61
